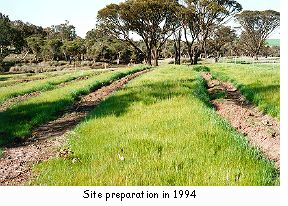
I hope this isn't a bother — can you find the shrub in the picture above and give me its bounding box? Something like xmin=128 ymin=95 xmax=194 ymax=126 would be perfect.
xmin=193 ymin=65 xmax=210 ymax=72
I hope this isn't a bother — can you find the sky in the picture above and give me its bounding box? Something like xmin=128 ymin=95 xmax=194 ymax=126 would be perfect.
xmin=0 ymin=0 xmax=280 ymax=38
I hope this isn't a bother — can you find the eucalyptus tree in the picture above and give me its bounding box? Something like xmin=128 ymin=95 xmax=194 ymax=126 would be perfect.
xmin=61 ymin=38 xmax=86 ymax=62
xmin=97 ymin=0 xmax=181 ymax=66
xmin=41 ymin=38 xmax=63 ymax=61
xmin=180 ymin=0 xmax=242 ymax=64
xmin=26 ymin=36 xmax=44 ymax=62
xmin=50 ymin=20 xmax=76 ymax=42
xmin=207 ymin=25 xmax=236 ymax=62
xmin=0 ymin=13 xmax=24 ymax=70
xmin=236 ymin=10 xmax=280 ymax=59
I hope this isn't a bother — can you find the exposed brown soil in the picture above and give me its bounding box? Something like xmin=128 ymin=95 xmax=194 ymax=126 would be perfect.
xmin=0 ymin=77 xmax=46 ymax=87
xmin=202 ymin=72 xmax=280 ymax=168
xmin=0 ymin=71 xmax=106 ymax=112
xmin=0 ymin=69 xmax=150 ymax=186
xmin=0 ymin=92 xmax=42 ymax=112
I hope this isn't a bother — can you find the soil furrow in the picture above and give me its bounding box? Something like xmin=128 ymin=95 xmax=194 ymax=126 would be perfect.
xmin=0 ymin=92 xmax=42 ymax=112
xmin=202 ymin=72 xmax=280 ymax=168
xmin=0 ymin=71 xmax=106 ymax=112
xmin=0 ymin=69 xmax=150 ymax=186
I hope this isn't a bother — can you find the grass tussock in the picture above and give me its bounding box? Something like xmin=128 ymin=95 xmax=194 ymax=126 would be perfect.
xmin=31 ymin=65 xmax=278 ymax=186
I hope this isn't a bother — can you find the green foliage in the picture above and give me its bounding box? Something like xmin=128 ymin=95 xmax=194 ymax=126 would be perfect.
xmin=61 ymin=38 xmax=86 ymax=61
xmin=236 ymin=10 xmax=280 ymax=58
xmin=193 ymin=65 xmax=210 ymax=72
xmin=26 ymin=36 xmax=44 ymax=61
xmin=1 ymin=17 xmax=82 ymax=64
xmin=206 ymin=26 xmax=237 ymax=61
xmin=41 ymin=38 xmax=63 ymax=61
xmin=12 ymin=20 xmax=46 ymax=39
xmin=208 ymin=63 xmax=280 ymax=119
xmin=49 ymin=20 xmax=76 ymax=41
xmin=180 ymin=0 xmax=242 ymax=64
xmin=1 ymin=14 xmax=48 ymax=69
xmin=0 ymin=13 xmax=25 ymax=69
xmin=85 ymin=29 xmax=138 ymax=63
xmin=0 ymin=66 xmax=150 ymax=146
xmin=31 ymin=65 xmax=278 ymax=186
xmin=97 ymin=0 xmax=181 ymax=66
xmin=0 ymin=69 xmax=99 ymax=104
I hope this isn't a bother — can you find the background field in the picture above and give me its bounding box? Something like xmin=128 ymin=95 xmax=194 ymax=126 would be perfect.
xmin=31 ymin=65 xmax=279 ymax=186
xmin=207 ymin=63 xmax=280 ymax=119
xmin=0 ymin=66 xmax=149 ymax=147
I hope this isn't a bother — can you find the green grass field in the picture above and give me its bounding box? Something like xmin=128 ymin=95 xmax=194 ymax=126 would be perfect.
xmin=0 ymin=69 xmax=86 ymax=87
xmin=31 ymin=65 xmax=279 ymax=186
xmin=0 ymin=66 xmax=150 ymax=146
xmin=0 ymin=69 xmax=104 ymax=104
xmin=207 ymin=63 xmax=280 ymax=119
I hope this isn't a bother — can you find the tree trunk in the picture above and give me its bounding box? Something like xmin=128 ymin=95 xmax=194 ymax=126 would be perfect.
xmin=188 ymin=49 xmax=194 ymax=65
xmin=0 ymin=55 xmax=5 ymax=72
xmin=117 ymin=52 xmax=120 ymax=65
xmin=254 ymin=50 xmax=259 ymax=60
xmin=203 ymin=43 xmax=207 ymax=59
xmin=146 ymin=49 xmax=152 ymax=66
xmin=193 ymin=51 xmax=201 ymax=65
xmin=0 ymin=62 xmax=3 ymax=72
xmin=215 ymin=51 xmax=220 ymax=63
xmin=152 ymin=47 xmax=159 ymax=66
xmin=183 ymin=29 xmax=195 ymax=65
xmin=174 ymin=42 xmax=180 ymax=65
xmin=174 ymin=31 xmax=181 ymax=65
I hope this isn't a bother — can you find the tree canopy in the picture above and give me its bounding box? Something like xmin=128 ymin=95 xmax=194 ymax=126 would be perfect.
xmin=236 ymin=10 xmax=280 ymax=59
xmin=180 ymin=0 xmax=242 ymax=64
xmin=97 ymin=0 xmax=180 ymax=66
xmin=0 ymin=2 xmax=282 ymax=70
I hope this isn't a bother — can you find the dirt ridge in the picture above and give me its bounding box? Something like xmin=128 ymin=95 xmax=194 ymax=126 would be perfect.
xmin=0 ymin=71 xmax=106 ymax=112
xmin=202 ymin=72 xmax=280 ymax=168
xmin=0 ymin=69 xmax=150 ymax=186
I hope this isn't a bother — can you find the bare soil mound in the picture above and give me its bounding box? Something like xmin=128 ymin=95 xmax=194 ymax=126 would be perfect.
xmin=0 ymin=69 xmax=150 ymax=185
xmin=0 ymin=92 xmax=42 ymax=112
xmin=202 ymin=72 xmax=280 ymax=168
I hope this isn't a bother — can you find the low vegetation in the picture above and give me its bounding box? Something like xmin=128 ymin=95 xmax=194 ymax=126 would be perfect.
xmin=31 ymin=65 xmax=279 ymax=186
xmin=0 ymin=0 xmax=280 ymax=187
xmin=208 ymin=63 xmax=280 ymax=119
xmin=0 ymin=69 xmax=79 ymax=87
xmin=0 ymin=65 xmax=150 ymax=146
xmin=0 ymin=69 xmax=105 ymax=104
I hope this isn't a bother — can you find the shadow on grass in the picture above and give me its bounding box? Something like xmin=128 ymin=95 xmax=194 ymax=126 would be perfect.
xmin=237 ymin=84 xmax=280 ymax=117
xmin=84 ymin=83 xmax=181 ymax=119
xmin=0 ymin=76 xmax=10 ymax=81
xmin=0 ymin=67 xmax=150 ymax=147
xmin=0 ymin=100 xmax=72 ymax=147
xmin=241 ymin=84 xmax=280 ymax=100
xmin=85 ymin=77 xmax=211 ymax=121
xmin=0 ymin=75 xmax=209 ymax=148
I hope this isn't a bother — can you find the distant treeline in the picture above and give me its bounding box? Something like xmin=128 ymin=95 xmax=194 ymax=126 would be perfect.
xmin=0 ymin=0 xmax=280 ymax=70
